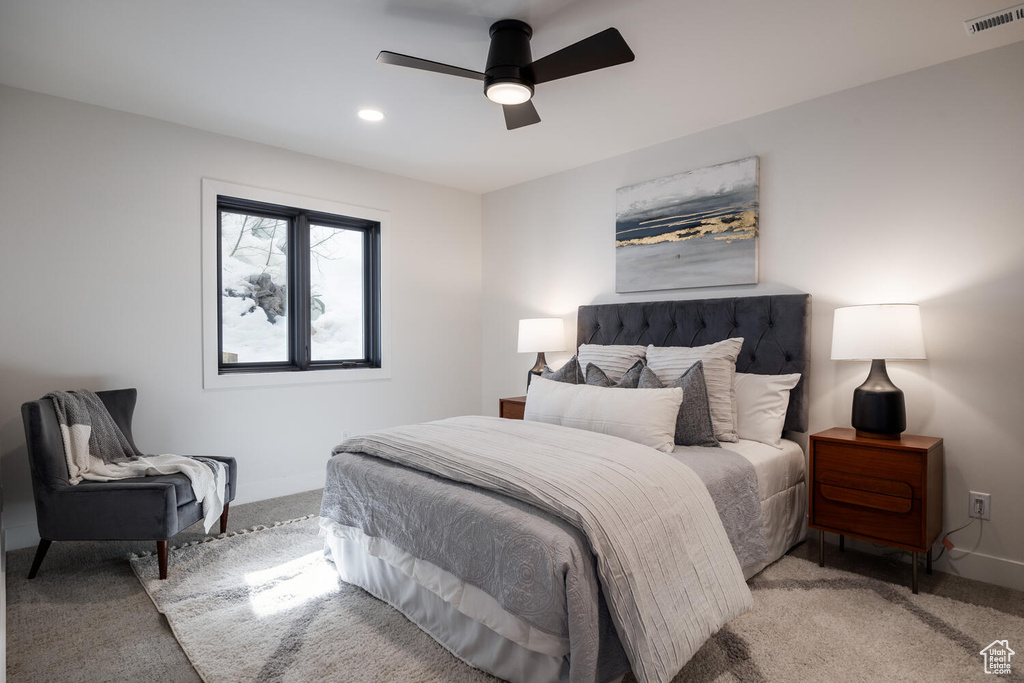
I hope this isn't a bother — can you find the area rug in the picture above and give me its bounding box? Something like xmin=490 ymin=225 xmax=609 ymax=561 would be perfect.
xmin=132 ymin=518 xmax=1024 ymax=683
xmin=131 ymin=516 xmax=496 ymax=683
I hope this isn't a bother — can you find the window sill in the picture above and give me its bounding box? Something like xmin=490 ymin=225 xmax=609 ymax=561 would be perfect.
xmin=203 ymin=363 xmax=391 ymax=390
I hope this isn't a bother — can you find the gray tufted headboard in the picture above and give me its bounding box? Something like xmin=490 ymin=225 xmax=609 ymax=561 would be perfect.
xmin=577 ymin=294 xmax=811 ymax=432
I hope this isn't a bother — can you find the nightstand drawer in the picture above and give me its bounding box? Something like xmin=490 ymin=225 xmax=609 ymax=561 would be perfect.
xmin=819 ymin=478 xmax=912 ymax=513
xmin=812 ymin=482 xmax=923 ymax=547
xmin=813 ymin=441 xmax=923 ymax=499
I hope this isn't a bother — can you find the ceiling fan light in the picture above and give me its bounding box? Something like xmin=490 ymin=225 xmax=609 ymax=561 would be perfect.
xmin=358 ymin=109 xmax=385 ymax=122
xmin=485 ymin=81 xmax=532 ymax=105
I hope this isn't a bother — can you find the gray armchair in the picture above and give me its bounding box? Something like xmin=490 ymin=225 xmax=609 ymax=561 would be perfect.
xmin=21 ymin=388 xmax=237 ymax=579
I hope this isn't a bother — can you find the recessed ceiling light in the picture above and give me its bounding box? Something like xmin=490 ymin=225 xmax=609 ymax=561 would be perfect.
xmin=358 ymin=109 xmax=385 ymax=122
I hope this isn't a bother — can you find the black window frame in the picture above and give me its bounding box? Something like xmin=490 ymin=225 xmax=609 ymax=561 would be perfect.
xmin=216 ymin=195 xmax=381 ymax=374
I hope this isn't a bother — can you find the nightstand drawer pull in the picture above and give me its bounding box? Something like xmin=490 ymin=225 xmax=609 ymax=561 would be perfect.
xmin=819 ymin=484 xmax=913 ymax=514
xmin=818 ymin=472 xmax=913 ymax=499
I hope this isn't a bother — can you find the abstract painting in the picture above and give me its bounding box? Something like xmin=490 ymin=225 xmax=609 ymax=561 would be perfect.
xmin=615 ymin=156 xmax=759 ymax=292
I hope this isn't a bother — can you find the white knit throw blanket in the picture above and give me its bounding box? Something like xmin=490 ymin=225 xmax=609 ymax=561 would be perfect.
xmin=48 ymin=390 xmax=227 ymax=533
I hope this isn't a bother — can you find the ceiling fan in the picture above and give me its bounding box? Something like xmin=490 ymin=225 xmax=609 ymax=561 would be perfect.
xmin=377 ymin=20 xmax=635 ymax=130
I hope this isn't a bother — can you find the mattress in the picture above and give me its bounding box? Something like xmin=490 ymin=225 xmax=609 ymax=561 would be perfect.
xmin=718 ymin=437 xmax=805 ymax=502
xmin=323 ymin=437 xmax=807 ymax=682
xmin=717 ymin=438 xmax=807 ymax=578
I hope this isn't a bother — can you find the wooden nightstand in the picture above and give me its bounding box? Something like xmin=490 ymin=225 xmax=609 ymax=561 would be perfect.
xmin=809 ymin=428 xmax=943 ymax=594
xmin=499 ymin=396 xmax=526 ymax=420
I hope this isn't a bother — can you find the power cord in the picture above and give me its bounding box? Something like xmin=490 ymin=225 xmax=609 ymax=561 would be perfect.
xmin=843 ymin=518 xmax=979 ymax=566
xmin=931 ymin=517 xmax=978 ymax=563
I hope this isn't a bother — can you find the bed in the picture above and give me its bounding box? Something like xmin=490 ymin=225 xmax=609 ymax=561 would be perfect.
xmin=321 ymin=294 xmax=810 ymax=683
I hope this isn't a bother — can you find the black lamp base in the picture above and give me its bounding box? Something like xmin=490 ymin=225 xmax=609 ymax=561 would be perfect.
xmin=851 ymin=359 xmax=906 ymax=440
xmin=526 ymin=352 xmax=547 ymax=390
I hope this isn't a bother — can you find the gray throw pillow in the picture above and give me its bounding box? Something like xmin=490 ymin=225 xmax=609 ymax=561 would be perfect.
xmin=541 ymin=356 xmax=583 ymax=384
xmin=638 ymin=362 xmax=720 ymax=448
xmin=586 ymin=359 xmax=645 ymax=388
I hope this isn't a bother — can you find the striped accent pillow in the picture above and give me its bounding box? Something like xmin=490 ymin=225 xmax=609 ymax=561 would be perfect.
xmin=646 ymin=338 xmax=744 ymax=442
xmin=577 ymin=344 xmax=647 ymax=382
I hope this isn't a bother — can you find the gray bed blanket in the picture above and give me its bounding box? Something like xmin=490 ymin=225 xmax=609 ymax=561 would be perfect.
xmin=321 ymin=446 xmax=765 ymax=682
xmin=322 ymin=453 xmax=628 ymax=681
xmin=670 ymin=448 xmax=768 ymax=569
xmin=327 ymin=416 xmax=753 ymax=683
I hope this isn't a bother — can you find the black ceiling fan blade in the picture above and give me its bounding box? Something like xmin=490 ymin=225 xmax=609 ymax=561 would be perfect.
xmin=528 ymin=28 xmax=634 ymax=85
xmin=377 ymin=51 xmax=485 ymax=81
xmin=503 ymin=101 xmax=541 ymax=130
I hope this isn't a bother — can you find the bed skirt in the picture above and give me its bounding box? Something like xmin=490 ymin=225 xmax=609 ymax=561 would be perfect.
xmin=323 ymin=525 xmax=591 ymax=683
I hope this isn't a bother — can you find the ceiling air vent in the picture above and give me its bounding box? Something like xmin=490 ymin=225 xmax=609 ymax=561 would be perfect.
xmin=964 ymin=4 xmax=1024 ymax=35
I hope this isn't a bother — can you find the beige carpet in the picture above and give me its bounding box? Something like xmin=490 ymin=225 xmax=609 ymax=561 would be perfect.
xmin=683 ymin=559 xmax=1024 ymax=683
xmin=132 ymin=517 xmax=1023 ymax=683
xmin=6 ymin=489 xmax=324 ymax=683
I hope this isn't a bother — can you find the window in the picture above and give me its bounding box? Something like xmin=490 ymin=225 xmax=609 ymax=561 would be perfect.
xmin=202 ymin=180 xmax=390 ymax=388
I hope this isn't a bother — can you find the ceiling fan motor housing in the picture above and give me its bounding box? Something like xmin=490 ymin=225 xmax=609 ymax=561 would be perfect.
xmin=484 ymin=20 xmax=535 ymax=98
xmin=377 ymin=18 xmax=633 ymax=128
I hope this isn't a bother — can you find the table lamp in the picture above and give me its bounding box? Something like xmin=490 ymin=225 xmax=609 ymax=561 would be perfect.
xmin=518 ymin=318 xmax=566 ymax=389
xmin=831 ymin=304 xmax=926 ymax=439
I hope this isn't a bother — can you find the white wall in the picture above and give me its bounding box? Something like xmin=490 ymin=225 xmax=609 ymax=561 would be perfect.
xmin=0 ymin=86 xmax=482 ymax=549
xmin=482 ymin=42 xmax=1024 ymax=590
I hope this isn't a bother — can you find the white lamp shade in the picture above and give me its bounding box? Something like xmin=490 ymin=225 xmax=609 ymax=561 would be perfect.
xmin=517 ymin=318 xmax=566 ymax=353
xmin=831 ymin=304 xmax=926 ymax=361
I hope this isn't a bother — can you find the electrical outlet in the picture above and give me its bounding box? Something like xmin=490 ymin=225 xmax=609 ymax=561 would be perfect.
xmin=969 ymin=491 xmax=991 ymax=520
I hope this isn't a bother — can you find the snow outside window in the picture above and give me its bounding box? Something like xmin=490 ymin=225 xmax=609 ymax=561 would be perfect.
xmin=216 ymin=196 xmax=380 ymax=374
xmin=308 ymin=224 xmax=365 ymax=362
xmin=201 ymin=180 xmax=390 ymax=389
xmin=220 ymin=211 xmax=291 ymax=363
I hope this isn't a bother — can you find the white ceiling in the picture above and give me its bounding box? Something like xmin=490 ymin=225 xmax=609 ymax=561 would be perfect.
xmin=1 ymin=0 xmax=1021 ymax=193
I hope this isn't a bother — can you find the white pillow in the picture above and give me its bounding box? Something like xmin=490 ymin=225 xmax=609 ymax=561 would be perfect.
xmin=646 ymin=339 xmax=744 ymax=442
xmin=733 ymin=372 xmax=802 ymax=448
xmin=523 ymin=376 xmax=682 ymax=453
xmin=577 ymin=344 xmax=647 ymax=382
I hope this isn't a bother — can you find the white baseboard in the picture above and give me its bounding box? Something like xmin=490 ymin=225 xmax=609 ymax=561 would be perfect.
xmin=232 ymin=469 xmax=326 ymax=506
xmin=5 ymin=524 xmax=38 ymax=553
xmin=933 ymin=548 xmax=1024 ymax=592
xmin=822 ymin=534 xmax=1024 ymax=592
xmin=2 ymin=469 xmax=326 ymax=552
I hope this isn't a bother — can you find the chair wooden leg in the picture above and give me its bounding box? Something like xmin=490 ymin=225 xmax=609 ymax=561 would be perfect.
xmin=157 ymin=540 xmax=168 ymax=580
xmin=219 ymin=502 xmax=229 ymax=534
xmin=27 ymin=539 xmax=52 ymax=579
